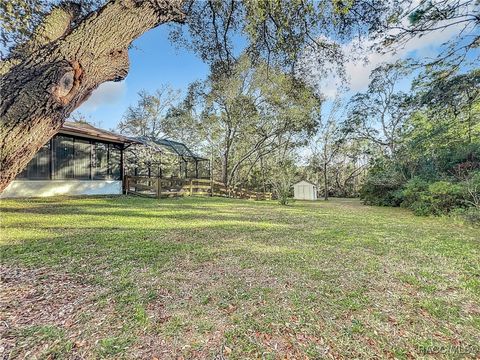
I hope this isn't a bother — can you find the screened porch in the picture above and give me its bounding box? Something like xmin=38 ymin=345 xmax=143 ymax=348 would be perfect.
xmin=124 ymin=138 xmax=210 ymax=180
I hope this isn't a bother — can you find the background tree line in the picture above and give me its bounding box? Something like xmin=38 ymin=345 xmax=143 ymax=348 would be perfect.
xmin=117 ymin=54 xmax=479 ymax=224
xmin=324 ymin=61 xmax=479 ymax=223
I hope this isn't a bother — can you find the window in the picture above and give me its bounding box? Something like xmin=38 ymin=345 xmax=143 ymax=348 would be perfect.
xmin=93 ymin=142 xmax=108 ymax=179
xmin=54 ymin=135 xmax=74 ymax=179
xmin=109 ymin=144 xmax=122 ymax=180
xmin=74 ymin=139 xmax=91 ymax=179
xmin=17 ymin=135 xmax=123 ymax=181
xmin=18 ymin=142 xmax=51 ymax=179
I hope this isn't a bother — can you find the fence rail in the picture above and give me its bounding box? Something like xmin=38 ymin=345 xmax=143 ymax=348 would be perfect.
xmin=124 ymin=176 xmax=272 ymax=200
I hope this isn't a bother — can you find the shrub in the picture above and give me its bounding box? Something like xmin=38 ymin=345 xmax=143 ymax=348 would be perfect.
xmin=271 ymin=160 xmax=296 ymax=206
xmin=401 ymin=178 xmax=468 ymax=216
xmin=460 ymin=171 xmax=480 ymax=209
xmin=360 ymin=151 xmax=479 ymax=216
xmin=360 ymin=170 xmax=404 ymax=206
xmin=275 ymin=180 xmax=293 ymax=205
xmin=401 ymin=177 xmax=429 ymax=209
xmin=451 ymin=207 xmax=480 ymax=226
xmin=428 ymin=181 xmax=464 ymax=215
xmin=462 ymin=208 xmax=480 ymax=226
xmin=410 ymin=201 xmax=434 ymax=216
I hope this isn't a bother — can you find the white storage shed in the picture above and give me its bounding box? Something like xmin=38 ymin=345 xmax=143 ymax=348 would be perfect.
xmin=293 ymin=180 xmax=317 ymax=200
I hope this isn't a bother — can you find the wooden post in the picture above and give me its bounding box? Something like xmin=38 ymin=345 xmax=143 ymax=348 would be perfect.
xmin=190 ymin=179 xmax=193 ymax=196
xmin=157 ymin=178 xmax=161 ymax=199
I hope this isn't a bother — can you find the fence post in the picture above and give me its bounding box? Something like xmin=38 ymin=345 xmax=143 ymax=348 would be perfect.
xmin=190 ymin=179 xmax=193 ymax=196
xmin=157 ymin=178 xmax=161 ymax=199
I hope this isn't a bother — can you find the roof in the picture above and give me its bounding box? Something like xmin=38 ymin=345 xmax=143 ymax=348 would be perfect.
xmin=61 ymin=122 xmax=208 ymax=160
xmin=60 ymin=121 xmax=139 ymax=144
xmin=294 ymin=180 xmax=317 ymax=187
xmin=133 ymin=137 xmax=208 ymax=161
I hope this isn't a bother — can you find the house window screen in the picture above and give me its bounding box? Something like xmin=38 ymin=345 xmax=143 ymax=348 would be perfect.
xmin=54 ymin=135 xmax=74 ymax=179
xmin=109 ymin=144 xmax=121 ymax=180
xmin=17 ymin=135 xmax=123 ymax=181
xmin=93 ymin=142 xmax=108 ymax=179
xmin=74 ymin=139 xmax=91 ymax=179
xmin=18 ymin=142 xmax=51 ymax=179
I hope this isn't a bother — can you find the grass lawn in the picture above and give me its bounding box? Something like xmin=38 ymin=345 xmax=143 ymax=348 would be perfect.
xmin=1 ymin=196 xmax=479 ymax=359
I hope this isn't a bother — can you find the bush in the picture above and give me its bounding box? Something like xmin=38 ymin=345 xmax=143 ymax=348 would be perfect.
xmin=360 ymin=166 xmax=404 ymax=207
xmin=361 ymin=180 xmax=403 ymax=206
xmin=460 ymin=171 xmax=480 ymax=208
xmin=271 ymin=160 xmax=296 ymax=206
xmin=360 ymin=153 xmax=479 ymax=216
xmin=462 ymin=208 xmax=480 ymax=225
xmin=410 ymin=201 xmax=434 ymax=216
xmin=451 ymin=207 xmax=480 ymax=226
xmin=428 ymin=181 xmax=464 ymax=215
xmin=401 ymin=178 xmax=466 ymax=216
xmin=275 ymin=183 xmax=293 ymax=205
xmin=401 ymin=177 xmax=429 ymax=208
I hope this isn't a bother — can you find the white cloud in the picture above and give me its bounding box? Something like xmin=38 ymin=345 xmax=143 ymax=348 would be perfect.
xmin=78 ymin=81 xmax=127 ymax=111
xmin=315 ymin=22 xmax=465 ymax=98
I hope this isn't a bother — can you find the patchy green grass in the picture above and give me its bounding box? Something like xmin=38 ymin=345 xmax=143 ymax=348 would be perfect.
xmin=1 ymin=196 xmax=479 ymax=359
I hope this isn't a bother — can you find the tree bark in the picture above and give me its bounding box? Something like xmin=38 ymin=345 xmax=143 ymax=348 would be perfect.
xmin=221 ymin=152 xmax=229 ymax=186
xmin=0 ymin=0 xmax=185 ymax=192
xmin=323 ymin=161 xmax=328 ymax=201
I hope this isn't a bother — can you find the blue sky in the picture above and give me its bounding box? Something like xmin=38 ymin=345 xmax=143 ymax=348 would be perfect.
xmin=75 ymin=19 xmax=476 ymax=131
xmin=74 ymin=26 xmax=209 ymax=130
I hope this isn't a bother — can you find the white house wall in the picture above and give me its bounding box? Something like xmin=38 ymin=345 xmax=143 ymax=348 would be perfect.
xmin=0 ymin=180 xmax=122 ymax=198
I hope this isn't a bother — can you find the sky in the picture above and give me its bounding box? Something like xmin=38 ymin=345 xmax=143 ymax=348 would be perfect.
xmin=75 ymin=18 xmax=476 ymax=131
xmin=74 ymin=26 xmax=209 ymax=130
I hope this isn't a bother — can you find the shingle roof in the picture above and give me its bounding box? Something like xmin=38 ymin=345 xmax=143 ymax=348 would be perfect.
xmin=61 ymin=121 xmax=139 ymax=144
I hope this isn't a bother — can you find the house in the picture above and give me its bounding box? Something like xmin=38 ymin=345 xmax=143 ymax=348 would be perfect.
xmin=293 ymin=180 xmax=317 ymax=201
xmin=0 ymin=121 xmax=137 ymax=198
xmin=0 ymin=122 xmax=211 ymax=199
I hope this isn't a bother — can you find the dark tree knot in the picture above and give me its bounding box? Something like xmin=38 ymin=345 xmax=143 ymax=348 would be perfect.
xmin=53 ymin=61 xmax=83 ymax=104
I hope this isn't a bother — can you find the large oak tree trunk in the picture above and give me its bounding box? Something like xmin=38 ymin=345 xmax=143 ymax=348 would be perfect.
xmin=0 ymin=0 xmax=185 ymax=192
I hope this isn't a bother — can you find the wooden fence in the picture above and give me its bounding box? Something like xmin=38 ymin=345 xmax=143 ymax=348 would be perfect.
xmin=124 ymin=176 xmax=273 ymax=200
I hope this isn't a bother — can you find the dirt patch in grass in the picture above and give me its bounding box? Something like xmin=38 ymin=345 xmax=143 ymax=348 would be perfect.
xmin=0 ymin=265 xmax=105 ymax=359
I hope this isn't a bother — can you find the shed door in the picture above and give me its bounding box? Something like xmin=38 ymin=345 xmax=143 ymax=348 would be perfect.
xmin=301 ymin=185 xmax=308 ymax=199
xmin=305 ymin=185 xmax=312 ymax=200
xmin=295 ymin=185 xmax=302 ymax=199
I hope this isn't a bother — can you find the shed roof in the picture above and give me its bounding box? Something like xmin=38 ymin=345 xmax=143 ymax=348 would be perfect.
xmin=293 ymin=180 xmax=317 ymax=186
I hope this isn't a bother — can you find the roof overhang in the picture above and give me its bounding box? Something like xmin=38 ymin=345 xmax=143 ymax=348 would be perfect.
xmin=59 ymin=122 xmax=141 ymax=145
